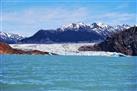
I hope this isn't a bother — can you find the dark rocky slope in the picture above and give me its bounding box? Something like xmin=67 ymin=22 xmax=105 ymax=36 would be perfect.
xmin=21 ymin=29 xmax=103 ymax=43
xmin=78 ymin=27 xmax=137 ymax=56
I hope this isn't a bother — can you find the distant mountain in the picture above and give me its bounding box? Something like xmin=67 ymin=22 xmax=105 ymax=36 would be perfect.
xmin=78 ymin=27 xmax=137 ymax=56
xmin=21 ymin=29 xmax=103 ymax=43
xmin=0 ymin=31 xmax=24 ymax=44
xmin=21 ymin=22 xmax=131 ymax=43
xmin=59 ymin=22 xmax=130 ymax=37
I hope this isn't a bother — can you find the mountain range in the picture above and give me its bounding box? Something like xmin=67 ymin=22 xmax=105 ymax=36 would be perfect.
xmin=21 ymin=22 xmax=131 ymax=43
xmin=0 ymin=22 xmax=132 ymax=44
xmin=0 ymin=31 xmax=23 ymax=44
xmin=59 ymin=22 xmax=130 ymax=37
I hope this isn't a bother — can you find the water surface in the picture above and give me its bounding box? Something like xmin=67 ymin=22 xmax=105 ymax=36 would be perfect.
xmin=0 ymin=55 xmax=137 ymax=91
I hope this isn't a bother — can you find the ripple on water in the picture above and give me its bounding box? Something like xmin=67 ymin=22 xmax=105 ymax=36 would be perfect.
xmin=0 ymin=55 xmax=137 ymax=91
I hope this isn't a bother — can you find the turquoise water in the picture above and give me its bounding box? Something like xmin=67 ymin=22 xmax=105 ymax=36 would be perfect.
xmin=0 ymin=55 xmax=137 ymax=91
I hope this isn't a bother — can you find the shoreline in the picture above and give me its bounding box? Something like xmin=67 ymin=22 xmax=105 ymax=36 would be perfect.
xmin=10 ymin=43 xmax=126 ymax=57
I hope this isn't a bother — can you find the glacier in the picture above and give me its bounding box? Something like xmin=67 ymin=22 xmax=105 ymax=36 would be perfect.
xmin=10 ymin=43 xmax=126 ymax=57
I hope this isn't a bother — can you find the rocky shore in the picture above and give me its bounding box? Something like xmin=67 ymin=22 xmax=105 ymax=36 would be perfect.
xmin=79 ymin=27 xmax=137 ymax=56
xmin=0 ymin=42 xmax=54 ymax=55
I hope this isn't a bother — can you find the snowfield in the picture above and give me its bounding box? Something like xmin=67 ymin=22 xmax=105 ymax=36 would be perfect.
xmin=10 ymin=43 xmax=126 ymax=57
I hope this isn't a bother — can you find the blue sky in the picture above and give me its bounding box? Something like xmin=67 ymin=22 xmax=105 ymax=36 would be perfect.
xmin=1 ymin=0 xmax=136 ymax=36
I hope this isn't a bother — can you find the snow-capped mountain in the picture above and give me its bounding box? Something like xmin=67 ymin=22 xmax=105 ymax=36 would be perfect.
xmin=0 ymin=31 xmax=24 ymax=44
xmin=21 ymin=22 xmax=132 ymax=44
xmin=59 ymin=22 xmax=130 ymax=37
xmin=60 ymin=22 xmax=91 ymax=31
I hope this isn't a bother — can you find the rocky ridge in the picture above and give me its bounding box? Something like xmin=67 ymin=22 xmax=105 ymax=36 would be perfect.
xmin=78 ymin=27 xmax=137 ymax=56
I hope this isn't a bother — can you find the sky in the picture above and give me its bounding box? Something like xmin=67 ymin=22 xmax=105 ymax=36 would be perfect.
xmin=0 ymin=0 xmax=137 ymax=36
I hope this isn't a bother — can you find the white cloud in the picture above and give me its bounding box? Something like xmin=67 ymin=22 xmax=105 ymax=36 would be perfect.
xmin=94 ymin=12 xmax=136 ymax=25
xmin=0 ymin=8 xmax=88 ymax=35
xmin=1 ymin=7 xmax=136 ymax=36
xmin=2 ymin=7 xmax=89 ymax=24
xmin=1 ymin=7 xmax=90 ymax=35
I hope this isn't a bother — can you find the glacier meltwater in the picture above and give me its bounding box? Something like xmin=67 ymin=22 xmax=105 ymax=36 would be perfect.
xmin=0 ymin=55 xmax=137 ymax=91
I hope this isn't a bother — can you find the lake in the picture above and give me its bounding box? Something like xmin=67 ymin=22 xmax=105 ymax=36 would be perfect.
xmin=0 ymin=55 xmax=137 ymax=91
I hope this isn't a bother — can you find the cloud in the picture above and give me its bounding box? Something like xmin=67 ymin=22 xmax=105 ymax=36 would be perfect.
xmin=1 ymin=7 xmax=90 ymax=35
xmin=1 ymin=7 xmax=136 ymax=36
xmin=2 ymin=7 xmax=89 ymax=24
xmin=94 ymin=12 xmax=136 ymax=25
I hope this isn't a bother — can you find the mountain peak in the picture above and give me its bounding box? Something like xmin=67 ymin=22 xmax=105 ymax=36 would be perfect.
xmin=60 ymin=22 xmax=89 ymax=31
xmin=97 ymin=22 xmax=109 ymax=28
xmin=114 ymin=24 xmax=130 ymax=30
xmin=59 ymin=22 xmax=131 ymax=34
xmin=91 ymin=23 xmax=99 ymax=28
xmin=122 ymin=24 xmax=130 ymax=29
xmin=0 ymin=31 xmax=24 ymax=44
